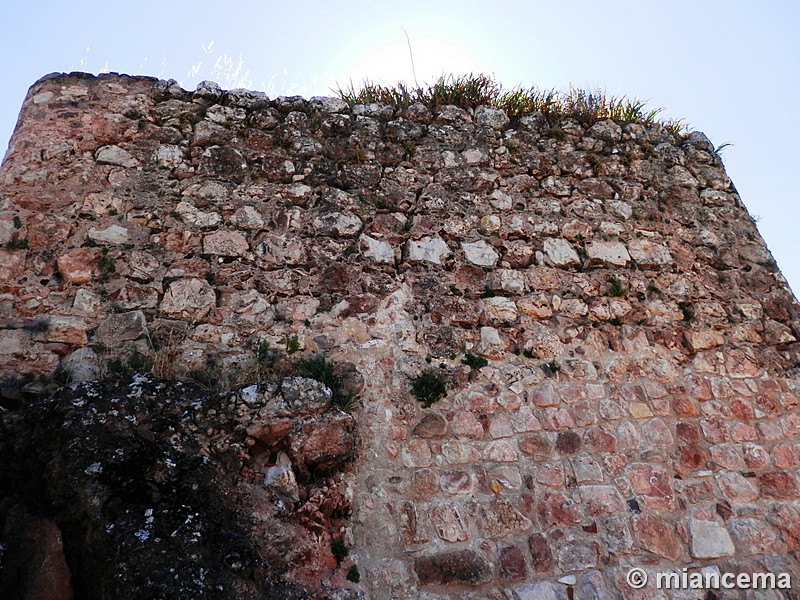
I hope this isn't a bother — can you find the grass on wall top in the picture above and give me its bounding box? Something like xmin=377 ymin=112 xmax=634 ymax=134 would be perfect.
xmin=336 ymin=73 xmax=687 ymax=134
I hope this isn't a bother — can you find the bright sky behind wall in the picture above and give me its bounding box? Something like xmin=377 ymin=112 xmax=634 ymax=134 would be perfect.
xmin=1 ymin=1 xmax=798 ymax=296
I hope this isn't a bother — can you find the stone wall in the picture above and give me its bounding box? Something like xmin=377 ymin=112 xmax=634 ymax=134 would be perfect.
xmin=1 ymin=72 xmax=799 ymax=598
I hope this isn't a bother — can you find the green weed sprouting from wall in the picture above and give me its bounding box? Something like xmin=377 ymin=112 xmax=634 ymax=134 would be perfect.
xmin=336 ymin=74 xmax=688 ymax=134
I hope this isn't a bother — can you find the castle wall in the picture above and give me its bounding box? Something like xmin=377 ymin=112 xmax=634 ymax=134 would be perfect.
xmin=1 ymin=73 xmax=799 ymax=598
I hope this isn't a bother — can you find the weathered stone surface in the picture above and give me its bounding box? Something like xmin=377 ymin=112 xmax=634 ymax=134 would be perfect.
xmin=462 ymin=240 xmax=499 ymax=267
xmin=527 ymin=533 xmax=555 ymax=573
xmin=159 ymin=278 xmax=216 ymax=320
xmin=430 ymin=503 xmax=469 ymax=542
xmin=404 ymin=235 xmax=451 ymax=264
xmin=88 ymin=224 xmax=130 ymax=245
xmin=688 ymin=519 xmax=735 ymax=558
xmin=580 ymin=485 xmax=624 ymax=517
xmin=412 ymin=412 xmax=448 ymax=438
xmin=94 ymin=310 xmax=148 ymax=345
xmin=634 ymin=515 xmax=682 ymax=559
xmin=498 ymin=544 xmax=527 ymax=581
xmin=414 ymin=549 xmax=492 ymax=586
xmin=358 ymin=233 xmax=395 ymax=263
xmin=57 ymin=248 xmax=97 ymax=283
xmin=627 ymin=238 xmax=672 ymax=267
xmin=480 ymin=498 xmax=532 ymax=538
xmin=543 ymin=237 xmax=580 ymax=267
xmin=585 ymin=241 xmax=630 ymax=266
xmin=203 ymin=230 xmax=249 ymax=256
xmin=95 ymin=144 xmax=139 ymax=167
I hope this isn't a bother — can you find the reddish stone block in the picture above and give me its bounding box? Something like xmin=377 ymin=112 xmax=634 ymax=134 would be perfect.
xmin=584 ymin=426 xmax=617 ymax=453
xmin=556 ymin=540 xmax=599 ymax=571
xmin=730 ymin=398 xmax=755 ymax=420
xmin=518 ymin=434 xmax=553 ymax=458
xmin=537 ymin=492 xmax=581 ymax=528
xmin=533 ymin=461 xmax=565 ymax=487
xmin=483 ymin=440 xmax=518 ymax=462
xmin=710 ymin=443 xmax=746 ymax=470
xmin=479 ymin=498 xmax=532 ymax=538
xmin=450 ymin=411 xmax=484 ymax=438
xmin=579 ymin=485 xmax=625 ymax=517
xmin=675 ymin=422 xmax=702 ymax=444
xmin=685 ymin=375 xmax=712 ymax=401
xmin=731 ymin=423 xmax=758 ymax=442
xmin=672 ymin=395 xmax=700 ymax=417
xmin=439 ymin=470 xmax=472 ymax=495
xmin=414 ymin=549 xmax=492 ymax=586
xmin=56 ymin=247 xmax=97 ymax=283
xmin=728 ymin=518 xmax=779 ymax=556
xmin=411 ymin=469 xmax=439 ymax=500
xmin=742 ymin=443 xmax=770 ymax=469
xmin=768 ymin=504 xmax=800 ymax=549
xmin=603 ymin=454 xmax=627 ymax=476
xmin=717 ymin=471 xmax=758 ymax=504
xmin=641 ymin=417 xmax=674 ymax=448
xmin=599 ymin=398 xmax=626 ymax=420
xmin=571 ymin=401 xmax=598 ymax=427
xmin=676 ymin=445 xmax=710 ymax=471
xmin=555 ymin=431 xmax=582 ymax=455
xmin=759 ymin=471 xmax=799 ymax=499
xmin=401 ymin=439 xmax=432 ymax=468
xmin=700 ymin=416 xmax=728 ymax=443
xmin=615 ymin=421 xmax=641 ymax=452
xmin=528 ymin=533 xmax=555 ymax=572
xmin=779 ymin=391 xmax=800 ymax=410
xmin=441 ymin=441 xmax=481 ymax=465
xmin=539 ymin=407 xmax=575 ymax=431
xmin=499 ymin=545 xmax=528 ymax=581
xmin=620 ymin=385 xmax=647 ymax=403
xmin=783 ymin=413 xmax=800 ymax=436
xmin=754 ymin=394 xmax=782 ymax=416
xmin=429 ymin=504 xmax=469 ymax=542
xmin=559 ymin=385 xmax=587 ymax=404
xmin=412 ymin=412 xmax=448 ymax=438
xmin=626 ymin=463 xmax=674 ymax=509
xmin=772 ymin=444 xmax=799 ymax=468
xmin=530 ymin=383 xmax=558 ymax=407
xmin=684 ymin=479 xmax=716 ymax=504
xmin=634 ymin=514 xmax=683 ymax=559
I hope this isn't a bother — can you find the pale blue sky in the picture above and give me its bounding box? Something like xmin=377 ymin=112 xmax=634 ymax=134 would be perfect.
xmin=1 ymin=1 xmax=798 ymax=296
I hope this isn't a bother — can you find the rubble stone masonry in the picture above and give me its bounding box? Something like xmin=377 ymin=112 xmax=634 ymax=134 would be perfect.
xmin=1 ymin=72 xmax=799 ymax=598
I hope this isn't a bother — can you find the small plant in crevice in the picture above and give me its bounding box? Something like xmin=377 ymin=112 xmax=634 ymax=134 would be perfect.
xmin=586 ymin=154 xmax=604 ymax=175
xmin=97 ymin=249 xmax=116 ymax=280
xmin=293 ymin=353 xmax=352 ymax=410
xmin=646 ymin=281 xmax=661 ymax=296
xmin=106 ymin=351 xmax=154 ymax=377
xmin=607 ymin=276 xmax=626 ymax=297
xmin=346 ymin=565 xmax=361 ymax=584
xmin=678 ymin=302 xmax=694 ymax=322
xmin=5 ymin=237 xmax=28 ymax=250
xmin=330 ymin=538 xmax=348 ymax=563
xmin=285 ymin=333 xmax=301 ymax=354
xmin=462 ymin=351 xmax=488 ymax=370
xmin=22 ymin=316 xmax=50 ymax=334
xmin=542 ymin=359 xmax=561 ymax=378
xmin=410 ymin=368 xmax=447 ymax=408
